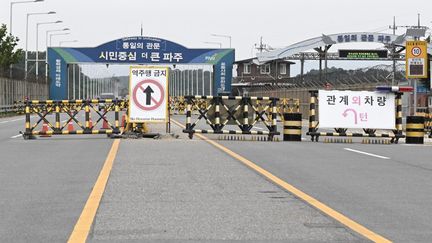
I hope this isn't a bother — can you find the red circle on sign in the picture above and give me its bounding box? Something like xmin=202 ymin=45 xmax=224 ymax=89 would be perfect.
xmin=132 ymin=79 xmax=165 ymax=111
xmin=411 ymin=47 xmax=422 ymax=56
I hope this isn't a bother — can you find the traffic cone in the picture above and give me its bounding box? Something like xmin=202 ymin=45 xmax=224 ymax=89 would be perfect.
xmin=40 ymin=121 xmax=51 ymax=137
xmin=101 ymin=116 xmax=109 ymax=130
xmin=121 ymin=114 xmax=126 ymax=128
xmin=67 ymin=121 xmax=74 ymax=132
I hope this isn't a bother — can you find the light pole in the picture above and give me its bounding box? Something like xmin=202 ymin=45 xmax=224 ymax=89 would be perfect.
xmin=203 ymin=41 xmax=222 ymax=48
xmin=36 ymin=20 xmax=62 ymax=78
xmin=50 ymin=32 xmax=71 ymax=46
xmin=211 ymin=34 xmax=232 ymax=48
xmin=25 ymin=11 xmax=56 ymax=79
xmin=59 ymin=40 xmax=78 ymax=47
xmin=9 ymin=0 xmax=44 ymax=78
xmin=10 ymin=0 xmax=44 ymax=34
xmin=45 ymin=28 xmax=69 ymax=82
xmin=46 ymin=28 xmax=70 ymax=47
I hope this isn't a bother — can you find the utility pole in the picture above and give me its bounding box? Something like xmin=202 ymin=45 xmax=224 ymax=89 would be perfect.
xmin=254 ymin=37 xmax=267 ymax=53
xmin=389 ymin=16 xmax=397 ymax=86
xmin=391 ymin=14 xmax=429 ymax=114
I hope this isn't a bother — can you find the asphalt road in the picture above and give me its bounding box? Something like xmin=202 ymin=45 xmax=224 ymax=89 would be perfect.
xmin=172 ymin=114 xmax=432 ymax=242
xmin=0 ymin=114 xmax=114 ymax=242
xmin=90 ymin=123 xmax=368 ymax=243
xmin=2 ymin=111 xmax=431 ymax=242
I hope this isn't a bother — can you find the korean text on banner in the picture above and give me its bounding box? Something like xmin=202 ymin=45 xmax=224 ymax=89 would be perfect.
xmin=318 ymin=90 xmax=395 ymax=129
xmin=129 ymin=66 xmax=168 ymax=123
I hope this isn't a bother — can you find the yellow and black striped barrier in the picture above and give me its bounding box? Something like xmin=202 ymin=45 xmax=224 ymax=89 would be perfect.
xmin=415 ymin=109 xmax=432 ymax=138
xmin=183 ymin=95 xmax=280 ymax=140
xmin=278 ymin=98 xmax=300 ymax=117
xmin=406 ymin=116 xmax=424 ymax=144
xmin=169 ymin=96 xmax=187 ymax=115
xmin=283 ymin=113 xmax=302 ymax=141
xmin=23 ymin=99 xmax=124 ymax=140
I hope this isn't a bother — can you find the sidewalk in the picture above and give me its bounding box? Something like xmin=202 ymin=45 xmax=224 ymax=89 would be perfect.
xmin=88 ymin=123 xmax=368 ymax=242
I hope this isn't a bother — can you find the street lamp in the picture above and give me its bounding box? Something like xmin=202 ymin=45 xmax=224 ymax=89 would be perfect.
xmin=203 ymin=41 xmax=222 ymax=48
xmin=59 ymin=40 xmax=78 ymax=46
xmin=36 ymin=20 xmax=62 ymax=78
xmin=9 ymin=0 xmax=44 ymax=34
xmin=25 ymin=11 xmax=56 ymax=79
xmin=9 ymin=0 xmax=44 ymax=78
xmin=211 ymin=34 xmax=232 ymax=48
xmin=46 ymin=28 xmax=70 ymax=47
xmin=49 ymin=32 xmax=71 ymax=46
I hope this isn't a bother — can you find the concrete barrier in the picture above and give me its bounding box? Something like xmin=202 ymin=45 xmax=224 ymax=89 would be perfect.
xmin=406 ymin=116 xmax=424 ymax=144
xmin=283 ymin=113 xmax=302 ymax=141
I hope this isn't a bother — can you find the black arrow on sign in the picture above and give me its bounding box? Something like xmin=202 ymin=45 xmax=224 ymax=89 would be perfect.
xmin=143 ymin=86 xmax=154 ymax=105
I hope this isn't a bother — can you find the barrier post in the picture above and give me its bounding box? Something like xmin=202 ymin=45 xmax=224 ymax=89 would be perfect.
xmin=242 ymin=97 xmax=249 ymax=132
xmin=55 ymin=101 xmax=61 ymax=132
xmin=85 ymin=100 xmax=90 ymax=132
xmin=395 ymin=92 xmax=403 ymax=136
xmin=114 ymin=98 xmax=120 ymax=134
xmin=283 ymin=113 xmax=302 ymax=141
xmin=23 ymin=99 xmax=34 ymax=139
xmin=214 ymin=96 xmax=221 ymax=132
xmin=406 ymin=116 xmax=424 ymax=144
xmin=185 ymin=96 xmax=193 ymax=138
xmin=308 ymin=91 xmax=318 ymax=141
xmin=270 ymin=98 xmax=278 ymax=139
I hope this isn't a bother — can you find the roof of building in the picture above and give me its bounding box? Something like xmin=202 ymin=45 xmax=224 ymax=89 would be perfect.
xmin=234 ymin=57 xmax=295 ymax=65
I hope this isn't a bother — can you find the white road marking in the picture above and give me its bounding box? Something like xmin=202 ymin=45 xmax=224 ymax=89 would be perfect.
xmin=10 ymin=134 xmax=22 ymax=139
xmin=253 ymin=126 xmax=264 ymax=130
xmin=0 ymin=118 xmax=24 ymax=124
xmin=344 ymin=148 xmax=390 ymax=160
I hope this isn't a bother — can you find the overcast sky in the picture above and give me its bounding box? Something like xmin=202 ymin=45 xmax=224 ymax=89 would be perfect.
xmin=1 ymin=0 xmax=431 ymax=77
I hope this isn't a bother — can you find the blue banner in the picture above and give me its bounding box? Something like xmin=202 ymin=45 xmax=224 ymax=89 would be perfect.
xmin=48 ymin=36 xmax=234 ymax=99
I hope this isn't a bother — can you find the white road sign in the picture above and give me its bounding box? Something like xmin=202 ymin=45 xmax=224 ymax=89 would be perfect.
xmin=318 ymin=90 xmax=395 ymax=129
xmin=129 ymin=66 xmax=168 ymax=123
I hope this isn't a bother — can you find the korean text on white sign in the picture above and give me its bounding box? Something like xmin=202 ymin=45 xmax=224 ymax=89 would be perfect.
xmin=129 ymin=66 xmax=168 ymax=123
xmin=318 ymin=90 xmax=395 ymax=129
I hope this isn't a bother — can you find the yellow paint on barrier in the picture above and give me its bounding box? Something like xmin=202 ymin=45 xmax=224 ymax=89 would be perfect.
xmin=67 ymin=139 xmax=120 ymax=243
xmin=171 ymin=118 xmax=392 ymax=243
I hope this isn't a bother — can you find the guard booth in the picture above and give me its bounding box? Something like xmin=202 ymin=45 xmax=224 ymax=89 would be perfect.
xmin=48 ymin=36 xmax=235 ymax=100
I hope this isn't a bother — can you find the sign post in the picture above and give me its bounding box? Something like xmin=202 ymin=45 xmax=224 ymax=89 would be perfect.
xmin=406 ymin=40 xmax=428 ymax=114
xmin=406 ymin=41 xmax=428 ymax=79
xmin=129 ymin=66 xmax=169 ymax=124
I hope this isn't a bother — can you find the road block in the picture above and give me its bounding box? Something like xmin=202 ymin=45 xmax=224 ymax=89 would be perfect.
xmin=22 ymin=99 xmax=125 ymax=139
xmin=283 ymin=113 xmax=302 ymax=141
xmin=406 ymin=116 xmax=425 ymax=144
xmin=415 ymin=109 xmax=431 ymax=138
xmin=182 ymin=95 xmax=280 ymax=140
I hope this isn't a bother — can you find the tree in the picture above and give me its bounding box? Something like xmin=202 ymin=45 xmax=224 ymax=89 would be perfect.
xmin=0 ymin=24 xmax=23 ymax=74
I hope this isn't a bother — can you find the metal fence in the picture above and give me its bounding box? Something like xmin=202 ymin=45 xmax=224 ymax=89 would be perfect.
xmin=0 ymin=77 xmax=48 ymax=107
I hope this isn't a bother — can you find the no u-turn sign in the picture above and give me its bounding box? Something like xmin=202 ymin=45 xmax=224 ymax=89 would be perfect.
xmin=129 ymin=66 xmax=168 ymax=123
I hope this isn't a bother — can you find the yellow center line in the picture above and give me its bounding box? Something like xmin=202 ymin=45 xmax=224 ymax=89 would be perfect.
xmin=67 ymin=139 xmax=121 ymax=243
xmin=171 ymin=118 xmax=391 ymax=243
